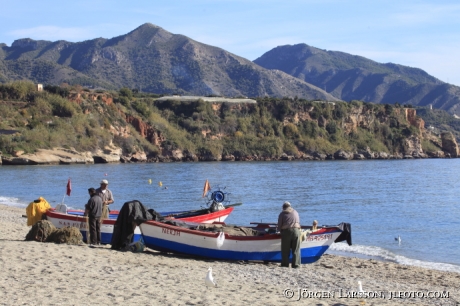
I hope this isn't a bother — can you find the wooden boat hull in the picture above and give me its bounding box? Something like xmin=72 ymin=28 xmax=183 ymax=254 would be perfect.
xmin=139 ymin=221 xmax=343 ymax=263
xmin=46 ymin=207 xmax=233 ymax=245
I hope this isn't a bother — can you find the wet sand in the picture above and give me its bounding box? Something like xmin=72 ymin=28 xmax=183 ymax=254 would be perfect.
xmin=1 ymin=204 xmax=459 ymax=305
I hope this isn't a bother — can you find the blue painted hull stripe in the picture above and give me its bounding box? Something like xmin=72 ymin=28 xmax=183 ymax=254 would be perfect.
xmin=143 ymin=236 xmax=329 ymax=263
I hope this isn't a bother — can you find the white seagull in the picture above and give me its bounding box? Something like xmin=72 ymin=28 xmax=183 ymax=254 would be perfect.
xmin=205 ymin=267 xmax=217 ymax=288
xmin=358 ymin=281 xmax=364 ymax=294
xmin=358 ymin=281 xmax=366 ymax=305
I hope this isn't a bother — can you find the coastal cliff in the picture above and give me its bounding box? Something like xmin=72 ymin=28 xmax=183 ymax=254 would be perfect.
xmin=0 ymin=82 xmax=458 ymax=165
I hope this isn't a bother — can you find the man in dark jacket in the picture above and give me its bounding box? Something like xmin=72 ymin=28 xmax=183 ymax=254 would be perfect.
xmin=85 ymin=188 xmax=103 ymax=245
xmin=277 ymin=201 xmax=301 ymax=268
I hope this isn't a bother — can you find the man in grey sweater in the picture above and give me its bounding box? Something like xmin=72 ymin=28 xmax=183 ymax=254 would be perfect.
xmin=277 ymin=201 xmax=301 ymax=268
xmin=85 ymin=187 xmax=103 ymax=245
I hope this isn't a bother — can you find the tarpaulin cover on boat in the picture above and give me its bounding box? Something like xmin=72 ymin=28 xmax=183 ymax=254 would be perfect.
xmin=111 ymin=200 xmax=162 ymax=250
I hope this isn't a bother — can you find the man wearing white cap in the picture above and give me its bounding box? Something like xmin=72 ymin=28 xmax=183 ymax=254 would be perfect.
xmin=96 ymin=179 xmax=114 ymax=212
xmin=277 ymin=201 xmax=301 ymax=268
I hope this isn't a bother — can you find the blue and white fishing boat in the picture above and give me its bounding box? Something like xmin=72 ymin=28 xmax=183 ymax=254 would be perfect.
xmin=139 ymin=221 xmax=351 ymax=263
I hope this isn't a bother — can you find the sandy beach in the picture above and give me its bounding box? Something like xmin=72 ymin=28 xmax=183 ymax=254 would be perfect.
xmin=1 ymin=204 xmax=459 ymax=306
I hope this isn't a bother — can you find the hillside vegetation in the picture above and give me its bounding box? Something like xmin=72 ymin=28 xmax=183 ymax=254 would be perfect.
xmin=0 ymin=81 xmax=455 ymax=162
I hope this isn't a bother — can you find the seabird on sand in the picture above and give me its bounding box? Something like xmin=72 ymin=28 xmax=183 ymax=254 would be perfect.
xmin=358 ymin=280 xmax=364 ymax=294
xmin=205 ymin=267 xmax=217 ymax=288
xmin=358 ymin=281 xmax=366 ymax=304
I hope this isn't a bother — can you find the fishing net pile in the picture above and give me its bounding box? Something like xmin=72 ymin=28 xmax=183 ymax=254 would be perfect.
xmin=162 ymin=220 xmax=261 ymax=236
xmin=25 ymin=220 xmax=56 ymax=242
xmin=196 ymin=223 xmax=261 ymax=236
xmin=25 ymin=220 xmax=83 ymax=245
xmin=47 ymin=226 xmax=83 ymax=245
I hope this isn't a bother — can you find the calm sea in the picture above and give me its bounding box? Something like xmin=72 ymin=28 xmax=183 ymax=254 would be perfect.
xmin=1 ymin=160 xmax=459 ymax=272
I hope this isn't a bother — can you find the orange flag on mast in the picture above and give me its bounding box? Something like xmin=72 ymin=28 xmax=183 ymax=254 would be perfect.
xmin=202 ymin=179 xmax=211 ymax=197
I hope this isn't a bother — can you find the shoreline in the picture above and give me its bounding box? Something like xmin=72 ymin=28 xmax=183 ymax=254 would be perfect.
xmin=4 ymin=200 xmax=460 ymax=274
xmin=1 ymin=148 xmax=459 ymax=166
xmin=327 ymin=247 xmax=460 ymax=274
xmin=1 ymin=204 xmax=459 ymax=305
xmin=5 ymin=198 xmax=460 ymax=274
xmin=1 ymin=154 xmax=458 ymax=166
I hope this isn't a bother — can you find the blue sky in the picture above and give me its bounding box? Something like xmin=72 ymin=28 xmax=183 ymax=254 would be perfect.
xmin=1 ymin=0 xmax=460 ymax=86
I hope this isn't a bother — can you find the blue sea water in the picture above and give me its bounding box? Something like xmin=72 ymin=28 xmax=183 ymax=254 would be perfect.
xmin=1 ymin=159 xmax=459 ymax=272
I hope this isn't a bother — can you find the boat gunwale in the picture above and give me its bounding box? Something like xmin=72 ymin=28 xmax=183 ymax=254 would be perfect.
xmin=141 ymin=220 xmax=342 ymax=241
xmin=46 ymin=206 xmax=234 ymax=225
xmin=46 ymin=209 xmax=117 ymax=224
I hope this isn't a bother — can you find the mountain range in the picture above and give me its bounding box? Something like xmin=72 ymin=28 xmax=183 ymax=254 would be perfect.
xmin=254 ymin=44 xmax=460 ymax=114
xmin=1 ymin=23 xmax=460 ymax=114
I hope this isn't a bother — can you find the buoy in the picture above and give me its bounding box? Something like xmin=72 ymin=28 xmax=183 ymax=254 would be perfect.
xmin=148 ymin=179 xmax=152 ymax=184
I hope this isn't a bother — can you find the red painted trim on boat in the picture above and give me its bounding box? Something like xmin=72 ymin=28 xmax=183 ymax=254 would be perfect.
xmin=179 ymin=207 xmax=233 ymax=223
xmin=46 ymin=207 xmax=233 ymax=225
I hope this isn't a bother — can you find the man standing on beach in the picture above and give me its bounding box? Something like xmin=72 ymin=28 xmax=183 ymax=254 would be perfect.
xmin=96 ymin=179 xmax=114 ymax=216
xmin=277 ymin=201 xmax=301 ymax=268
xmin=84 ymin=188 xmax=103 ymax=245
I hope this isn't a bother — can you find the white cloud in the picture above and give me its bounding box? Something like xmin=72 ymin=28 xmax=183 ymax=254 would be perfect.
xmin=390 ymin=3 xmax=460 ymax=26
xmin=8 ymin=26 xmax=91 ymax=42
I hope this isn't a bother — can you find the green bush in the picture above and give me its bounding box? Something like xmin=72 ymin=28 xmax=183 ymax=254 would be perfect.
xmin=283 ymin=123 xmax=299 ymax=139
xmin=421 ymin=139 xmax=440 ymax=153
xmin=349 ymin=128 xmax=389 ymax=152
xmin=132 ymin=101 xmax=151 ymax=118
xmin=283 ymin=141 xmax=298 ymax=155
xmin=48 ymin=95 xmax=79 ymax=117
xmin=0 ymin=81 xmax=36 ymax=100
xmin=302 ymin=137 xmax=337 ymax=154
xmin=0 ymin=135 xmax=14 ymax=155
xmin=333 ymin=102 xmax=348 ymax=119
xmin=114 ymin=134 xmax=136 ymax=154
xmin=119 ymin=87 xmax=133 ymax=99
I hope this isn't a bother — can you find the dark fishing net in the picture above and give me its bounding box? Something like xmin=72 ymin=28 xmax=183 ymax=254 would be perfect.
xmin=47 ymin=226 xmax=83 ymax=245
xmin=25 ymin=220 xmax=56 ymax=242
xmin=196 ymin=224 xmax=261 ymax=236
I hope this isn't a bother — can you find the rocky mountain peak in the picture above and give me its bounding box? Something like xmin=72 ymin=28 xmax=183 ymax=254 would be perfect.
xmin=2 ymin=23 xmax=460 ymax=112
xmin=255 ymin=43 xmax=460 ymax=114
xmin=11 ymin=38 xmax=41 ymax=49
